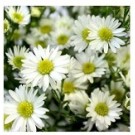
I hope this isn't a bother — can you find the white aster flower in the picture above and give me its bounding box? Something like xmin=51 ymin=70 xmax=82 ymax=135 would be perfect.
xmin=102 ymin=81 xmax=125 ymax=103
xmin=5 ymin=6 xmax=30 ymax=25
xmin=116 ymin=45 xmax=130 ymax=70
xmin=59 ymin=76 xmax=88 ymax=94
xmin=88 ymin=15 xmax=126 ymax=53
xmin=105 ymin=50 xmax=116 ymax=68
xmin=11 ymin=27 xmax=26 ymax=45
xmin=86 ymin=88 xmax=122 ymax=131
xmin=30 ymin=7 xmax=41 ymax=17
xmin=32 ymin=18 xmax=54 ymax=37
xmin=6 ymin=45 xmax=29 ymax=70
xmin=4 ymin=85 xmax=49 ymax=132
xmin=25 ymin=34 xmax=49 ymax=49
xmin=51 ymin=28 xmax=72 ymax=49
xmin=70 ymin=49 xmax=107 ymax=83
xmin=64 ymin=90 xmax=89 ymax=116
xmin=4 ymin=19 xmax=10 ymax=33
xmin=71 ymin=15 xmax=92 ymax=52
xmin=55 ymin=16 xmax=73 ymax=30
xmin=21 ymin=46 xmax=70 ymax=91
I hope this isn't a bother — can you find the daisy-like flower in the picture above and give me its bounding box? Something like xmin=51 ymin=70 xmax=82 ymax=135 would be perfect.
xmin=86 ymin=88 xmax=122 ymax=131
xmin=11 ymin=28 xmax=26 ymax=45
xmin=70 ymin=49 xmax=107 ymax=83
xmin=102 ymin=81 xmax=125 ymax=103
xmin=55 ymin=16 xmax=73 ymax=30
xmin=88 ymin=15 xmax=126 ymax=53
xmin=60 ymin=77 xmax=88 ymax=94
xmin=64 ymin=90 xmax=89 ymax=116
xmin=21 ymin=46 xmax=70 ymax=91
xmin=116 ymin=45 xmax=130 ymax=70
xmin=30 ymin=7 xmax=41 ymax=17
xmin=5 ymin=6 xmax=30 ymax=25
xmin=4 ymin=85 xmax=49 ymax=132
xmin=51 ymin=28 xmax=72 ymax=50
xmin=71 ymin=15 xmax=92 ymax=52
xmin=25 ymin=34 xmax=49 ymax=49
xmin=4 ymin=19 xmax=10 ymax=33
xmin=105 ymin=50 xmax=116 ymax=68
xmin=6 ymin=45 xmax=29 ymax=70
xmin=32 ymin=18 xmax=54 ymax=37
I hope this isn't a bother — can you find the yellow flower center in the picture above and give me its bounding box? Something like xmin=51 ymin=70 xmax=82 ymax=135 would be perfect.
xmin=12 ymin=30 xmax=21 ymax=40
xmin=95 ymin=102 xmax=109 ymax=116
xmin=82 ymin=62 xmax=95 ymax=74
xmin=81 ymin=28 xmax=90 ymax=43
xmin=4 ymin=19 xmax=10 ymax=33
xmin=37 ymin=59 xmax=54 ymax=75
xmin=111 ymin=89 xmax=124 ymax=102
xmin=39 ymin=25 xmax=52 ymax=34
xmin=98 ymin=27 xmax=113 ymax=42
xmin=17 ymin=101 xmax=33 ymax=118
xmin=13 ymin=56 xmax=24 ymax=69
xmin=57 ymin=34 xmax=69 ymax=45
xmin=12 ymin=12 xmax=24 ymax=23
xmin=63 ymin=81 xmax=75 ymax=93
xmin=4 ymin=114 xmax=13 ymax=131
xmin=105 ymin=53 xmax=116 ymax=67
xmin=35 ymin=40 xmax=47 ymax=48
xmin=122 ymin=53 xmax=130 ymax=64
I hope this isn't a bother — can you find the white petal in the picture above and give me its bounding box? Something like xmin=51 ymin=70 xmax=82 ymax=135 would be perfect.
xmin=13 ymin=117 xmax=24 ymax=131
xmin=9 ymin=90 xmax=20 ymax=102
xmin=32 ymin=114 xmax=44 ymax=129
xmin=5 ymin=114 xmax=19 ymax=124
xmin=28 ymin=118 xmax=36 ymax=132
xmin=50 ymin=71 xmax=63 ymax=82
xmin=43 ymin=75 xmax=49 ymax=90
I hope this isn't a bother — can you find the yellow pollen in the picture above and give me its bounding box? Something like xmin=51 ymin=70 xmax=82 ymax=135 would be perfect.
xmin=35 ymin=40 xmax=47 ymax=48
xmin=95 ymin=102 xmax=109 ymax=116
xmin=12 ymin=12 xmax=24 ymax=23
xmin=13 ymin=56 xmax=24 ymax=69
xmin=81 ymin=28 xmax=90 ymax=43
xmin=82 ymin=62 xmax=95 ymax=74
xmin=12 ymin=30 xmax=21 ymax=40
xmin=111 ymin=89 xmax=124 ymax=102
xmin=39 ymin=25 xmax=52 ymax=34
xmin=63 ymin=81 xmax=75 ymax=93
xmin=122 ymin=53 xmax=130 ymax=64
xmin=37 ymin=59 xmax=54 ymax=75
xmin=17 ymin=101 xmax=33 ymax=118
xmin=4 ymin=19 xmax=10 ymax=33
xmin=57 ymin=34 xmax=69 ymax=45
xmin=98 ymin=27 xmax=113 ymax=42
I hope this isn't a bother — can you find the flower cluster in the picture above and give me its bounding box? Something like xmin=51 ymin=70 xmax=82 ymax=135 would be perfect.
xmin=4 ymin=6 xmax=130 ymax=132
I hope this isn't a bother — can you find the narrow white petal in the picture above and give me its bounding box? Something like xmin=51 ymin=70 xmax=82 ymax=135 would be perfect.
xmin=32 ymin=114 xmax=44 ymax=129
xmin=9 ymin=90 xmax=20 ymax=102
xmin=13 ymin=117 xmax=24 ymax=131
xmin=28 ymin=118 xmax=36 ymax=132
xmin=5 ymin=114 xmax=19 ymax=124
